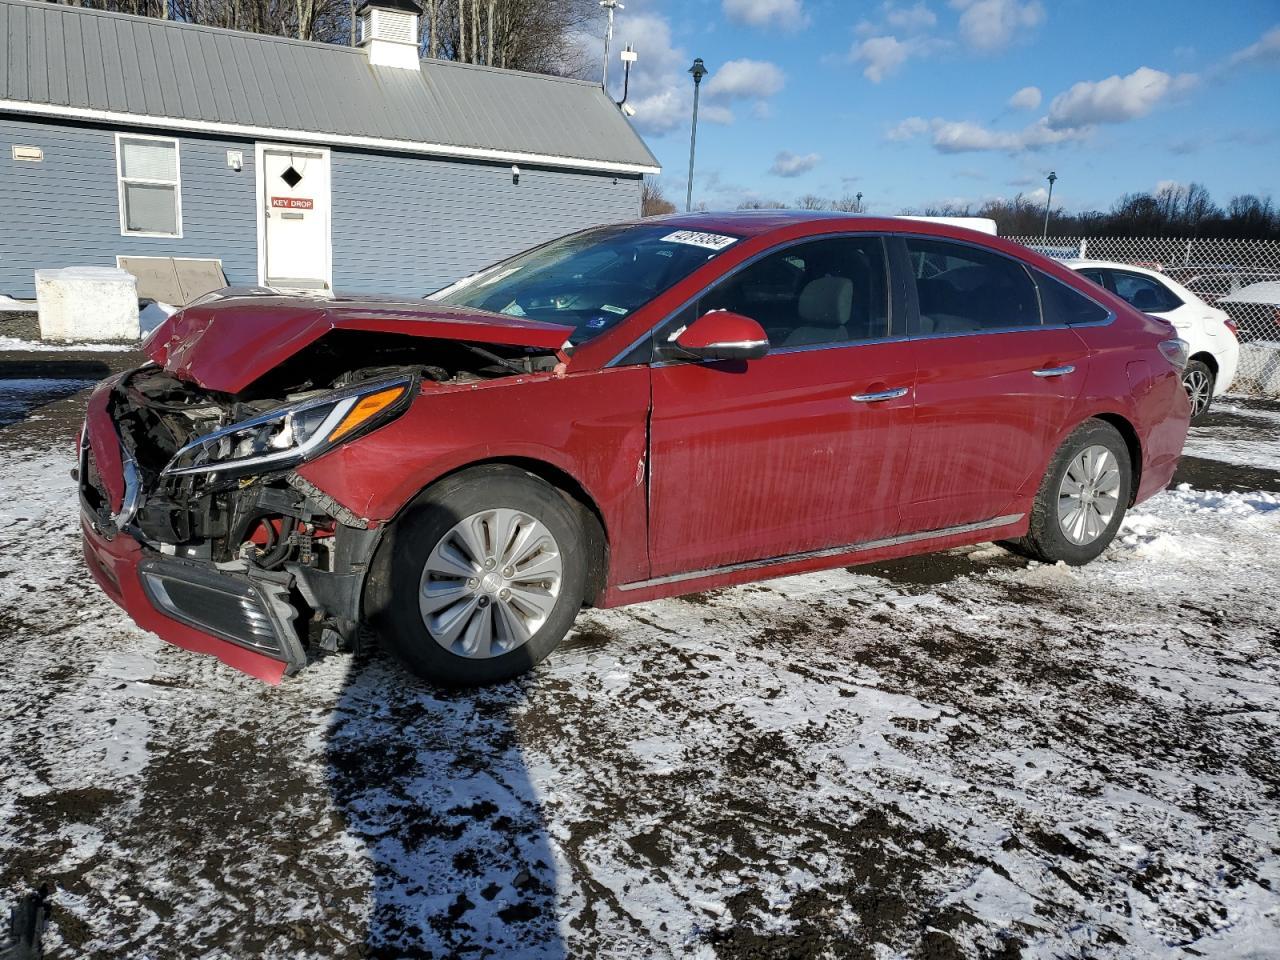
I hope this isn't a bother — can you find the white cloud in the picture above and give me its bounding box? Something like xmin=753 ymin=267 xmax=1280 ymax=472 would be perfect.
xmin=885 ymin=116 xmax=930 ymax=141
xmin=1226 ymin=25 xmax=1280 ymax=68
xmin=851 ymin=35 xmax=916 ymax=83
xmin=769 ymin=150 xmax=822 ymax=177
xmin=722 ymin=0 xmax=809 ymax=31
xmin=1047 ymin=66 xmax=1196 ymax=129
xmin=930 ymin=118 xmax=1076 ymax=152
xmin=950 ymin=0 xmax=1044 ymax=53
xmin=705 ymin=59 xmax=787 ymax=100
xmin=884 ymin=1 xmax=937 ymax=31
xmin=1008 ymin=85 xmax=1041 ymax=110
xmin=609 ymin=14 xmax=784 ymax=135
xmin=888 ymin=116 xmax=1088 ymax=153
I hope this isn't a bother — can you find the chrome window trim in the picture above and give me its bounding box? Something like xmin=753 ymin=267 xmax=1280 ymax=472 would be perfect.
xmin=605 ymin=229 xmax=1115 ymax=368
xmin=617 ymin=512 xmax=1025 ymax=592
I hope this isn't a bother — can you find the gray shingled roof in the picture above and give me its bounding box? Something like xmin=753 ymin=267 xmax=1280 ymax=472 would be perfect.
xmin=0 ymin=0 xmax=659 ymax=174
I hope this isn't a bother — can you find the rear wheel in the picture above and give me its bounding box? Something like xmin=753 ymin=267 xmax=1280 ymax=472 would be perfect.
xmin=1182 ymin=359 xmax=1215 ymax=423
xmin=1008 ymin=419 xmax=1132 ymax=566
xmin=365 ymin=465 xmax=588 ymax=687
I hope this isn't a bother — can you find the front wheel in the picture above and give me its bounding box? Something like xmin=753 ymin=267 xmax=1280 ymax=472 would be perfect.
xmin=365 ymin=465 xmax=588 ymax=687
xmin=1007 ymin=419 xmax=1132 ymax=566
xmin=1182 ymin=359 xmax=1215 ymax=424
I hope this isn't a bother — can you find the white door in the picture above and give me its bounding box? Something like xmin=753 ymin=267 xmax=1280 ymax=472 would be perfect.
xmin=259 ymin=145 xmax=331 ymax=290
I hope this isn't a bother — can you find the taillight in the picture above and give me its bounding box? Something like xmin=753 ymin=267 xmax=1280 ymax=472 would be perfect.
xmin=1158 ymin=338 xmax=1189 ymax=371
xmin=1223 ymin=318 xmax=1239 ymax=340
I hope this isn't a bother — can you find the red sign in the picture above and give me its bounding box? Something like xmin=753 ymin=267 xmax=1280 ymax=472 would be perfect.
xmin=271 ymin=196 xmax=314 ymax=210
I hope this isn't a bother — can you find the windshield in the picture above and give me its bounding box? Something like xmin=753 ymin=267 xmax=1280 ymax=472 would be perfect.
xmin=428 ymin=224 xmax=741 ymax=344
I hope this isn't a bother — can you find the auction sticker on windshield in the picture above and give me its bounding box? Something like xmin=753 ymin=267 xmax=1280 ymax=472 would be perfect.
xmin=661 ymin=230 xmax=738 ymax=251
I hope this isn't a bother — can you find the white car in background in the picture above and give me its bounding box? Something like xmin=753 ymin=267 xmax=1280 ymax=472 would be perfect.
xmin=1067 ymin=260 xmax=1239 ymax=422
xmin=1217 ymin=281 xmax=1280 ymax=343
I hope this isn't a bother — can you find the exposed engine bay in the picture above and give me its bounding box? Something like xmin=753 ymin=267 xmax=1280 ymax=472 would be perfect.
xmin=80 ymin=330 xmax=561 ymax=668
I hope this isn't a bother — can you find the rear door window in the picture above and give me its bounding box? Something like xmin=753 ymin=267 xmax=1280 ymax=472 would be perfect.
xmin=1108 ymin=270 xmax=1183 ymax=313
xmin=904 ymin=238 xmax=1040 ymax=334
xmin=1036 ymin=271 xmax=1112 ymax=326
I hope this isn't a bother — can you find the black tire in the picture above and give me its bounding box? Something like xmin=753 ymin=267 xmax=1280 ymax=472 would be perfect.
xmin=1182 ymin=359 xmax=1215 ymax=424
xmin=364 ymin=464 xmax=588 ymax=687
xmin=1005 ymin=419 xmax=1133 ymax=566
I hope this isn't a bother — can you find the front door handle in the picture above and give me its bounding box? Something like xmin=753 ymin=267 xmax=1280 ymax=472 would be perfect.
xmin=1032 ymin=365 xmax=1075 ymax=378
xmin=851 ymin=387 xmax=910 ymax=402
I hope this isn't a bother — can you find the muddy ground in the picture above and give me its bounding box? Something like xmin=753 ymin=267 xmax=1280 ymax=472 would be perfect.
xmin=0 ymin=368 xmax=1277 ymax=959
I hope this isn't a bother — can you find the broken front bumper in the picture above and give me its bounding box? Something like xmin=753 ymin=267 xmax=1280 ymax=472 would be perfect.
xmin=81 ymin=515 xmax=302 ymax=683
xmin=77 ymin=383 xmax=379 ymax=684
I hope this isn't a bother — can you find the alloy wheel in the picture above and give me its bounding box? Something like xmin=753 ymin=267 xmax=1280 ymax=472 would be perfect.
xmin=1057 ymin=444 xmax=1122 ymax=546
xmin=1183 ymin=368 xmax=1212 ymax=418
xmin=418 ymin=508 xmax=563 ymax=659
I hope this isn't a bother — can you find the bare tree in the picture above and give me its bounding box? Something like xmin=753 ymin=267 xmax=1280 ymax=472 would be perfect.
xmin=737 ymin=199 xmax=786 ymax=209
xmin=795 ymin=194 xmax=829 ymax=211
xmin=831 ymin=194 xmax=862 ymax=213
xmin=641 ymin=179 xmax=677 ymax=217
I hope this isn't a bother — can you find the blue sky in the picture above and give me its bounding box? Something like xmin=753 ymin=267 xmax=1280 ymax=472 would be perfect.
xmin=596 ymin=0 xmax=1280 ymax=213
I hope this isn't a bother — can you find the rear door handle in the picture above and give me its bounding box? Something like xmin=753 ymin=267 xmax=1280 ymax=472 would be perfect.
xmin=1032 ymin=365 xmax=1075 ymax=378
xmin=851 ymin=387 xmax=910 ymax=402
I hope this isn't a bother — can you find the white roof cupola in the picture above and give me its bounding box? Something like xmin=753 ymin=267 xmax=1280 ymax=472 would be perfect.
xmin=357 ymin=0 xmax=422 ymax=70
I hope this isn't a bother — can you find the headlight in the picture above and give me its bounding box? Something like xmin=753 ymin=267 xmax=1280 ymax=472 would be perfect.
xmin=162 ymin=374 xmax=415 ymax=479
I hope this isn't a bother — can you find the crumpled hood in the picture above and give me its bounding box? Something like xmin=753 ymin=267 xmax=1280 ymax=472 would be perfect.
xmin=144 ymin=288 xmax=573 ymax=393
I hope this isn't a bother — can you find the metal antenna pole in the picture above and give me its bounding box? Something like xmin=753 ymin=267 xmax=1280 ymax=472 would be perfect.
xmin=686 ymin=58 xmax=707 ymax=212
xmin=1042 ymin=171 xmax=1057 ymax=241
xmin=600 ymin=0 xmax=622 ymax=95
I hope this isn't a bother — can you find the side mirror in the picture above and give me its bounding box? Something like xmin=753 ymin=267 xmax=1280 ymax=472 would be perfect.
xmin=670 ymin=310 xmax=770 ymax=362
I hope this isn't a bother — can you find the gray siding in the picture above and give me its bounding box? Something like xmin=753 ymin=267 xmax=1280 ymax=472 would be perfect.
xmin=0 ymin=114 xmax=642 ymax=300
xmin=0 ymin=115 xmax=257 ymax=298
xmin=331 ymin=151 xmax=642 ymax=296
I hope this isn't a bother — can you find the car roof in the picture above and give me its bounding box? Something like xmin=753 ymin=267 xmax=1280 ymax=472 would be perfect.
xmin=1220 ymin=280 xmax=1280 ymax=302
xmin=1063 ymin=259 xmax=1158 ymax=272
xmin=636 ymin=210 xmax=1008 ymax=244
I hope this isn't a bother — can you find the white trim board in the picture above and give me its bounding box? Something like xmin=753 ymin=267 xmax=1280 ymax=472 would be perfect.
xmin=0 ymin=100 xmax=661 ymax=176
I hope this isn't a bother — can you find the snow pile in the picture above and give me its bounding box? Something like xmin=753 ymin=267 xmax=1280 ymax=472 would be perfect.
xmin=0 ymin=439 xmax=1277 ymax=958
xmin=0 ymin=336 xmax=134 ymax=353
xmin=0 ymin=294 xmax=36 ymax=312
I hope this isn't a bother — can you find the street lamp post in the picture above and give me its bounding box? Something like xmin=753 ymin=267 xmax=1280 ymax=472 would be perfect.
xmin=1042 ymin=171 xmax=1057 ymax=241
xmin=686 ymin=58 xmax=707 ymax=212
xmin=856 ymin=191 xmax=863 ymax=213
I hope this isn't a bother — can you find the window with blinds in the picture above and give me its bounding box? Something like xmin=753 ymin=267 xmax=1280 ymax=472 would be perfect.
xmin=116 ymin=135 xmax=182 ymax=237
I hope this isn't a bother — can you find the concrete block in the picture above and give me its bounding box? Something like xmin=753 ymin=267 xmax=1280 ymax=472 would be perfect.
xmin=35 ymin=267 xmax=140 ymax=342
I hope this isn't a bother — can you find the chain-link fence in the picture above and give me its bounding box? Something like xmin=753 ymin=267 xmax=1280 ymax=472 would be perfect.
xmin=1007 ymin=236 xmax=1280 ymax=396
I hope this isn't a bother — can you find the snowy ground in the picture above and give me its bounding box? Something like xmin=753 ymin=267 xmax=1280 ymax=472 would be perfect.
xmin=1 ymin=386 xmax=1278 ymax=959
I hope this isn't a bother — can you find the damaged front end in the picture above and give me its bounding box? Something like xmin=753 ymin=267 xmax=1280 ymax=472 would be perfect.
xmin=80 ymin=328 xmax=562 ymax=679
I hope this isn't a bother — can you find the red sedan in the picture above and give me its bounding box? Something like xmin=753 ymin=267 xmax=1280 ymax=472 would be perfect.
xmin=79 ymin=213 xmax=1191 ymax=686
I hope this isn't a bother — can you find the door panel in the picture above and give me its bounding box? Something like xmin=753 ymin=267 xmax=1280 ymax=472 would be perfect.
xmin=894 ymin=236 xmax=1091 ymax=532
xmin=649 ymin=343 xmax=916 ymax=577
xmin=903 ymin=327 xmax=1089 ymax=531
